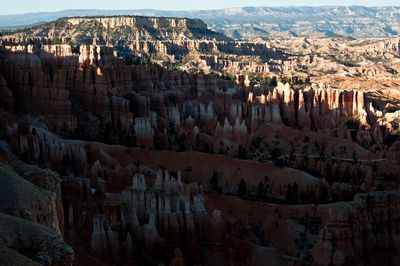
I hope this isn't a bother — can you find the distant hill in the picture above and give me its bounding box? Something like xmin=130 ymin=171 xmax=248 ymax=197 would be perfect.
xmin=1 ymin=6 xmax=400 ymax=39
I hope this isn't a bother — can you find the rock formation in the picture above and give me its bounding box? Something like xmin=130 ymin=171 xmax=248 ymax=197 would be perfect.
xmin=311 ymin=191 xmax=400 ymax=266
xmin=0 ymin=13 xmax=399 ymax=266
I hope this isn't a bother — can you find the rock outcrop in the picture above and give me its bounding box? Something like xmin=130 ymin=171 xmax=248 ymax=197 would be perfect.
xmin=312 ymin=191 xmax=400 ymax=266
xmin=0 ymin=212 xmax=74 ymax=265
xmin=0 ymin=163 xmax=72 ymax=265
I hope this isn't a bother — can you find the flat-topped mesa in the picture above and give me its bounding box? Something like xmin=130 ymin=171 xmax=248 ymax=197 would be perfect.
xmin=65 ymin=16 xmax=195 ymax=27
xmin=68 ymin=16 xmax=209 ymax=31
xmin=5 ymin=15 xmax=230 ymax=45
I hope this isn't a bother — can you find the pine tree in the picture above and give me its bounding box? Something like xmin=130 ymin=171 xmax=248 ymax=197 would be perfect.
xmin=210 ymin=170 xmax=219 ymax=191
xmin=238 ymin=179 xmax=247 ymax=196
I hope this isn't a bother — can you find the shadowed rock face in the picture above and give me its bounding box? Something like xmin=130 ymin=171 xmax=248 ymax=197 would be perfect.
xmin=0 ymin=245 xmax=42 ymax=266
xmin=0 ymin=14 xmax=399 ymax=266
xmin=0 ymin=164 xmax=73 ymax=265
xmin=62 ymin=172 xmax=258 ymax=265
xmin=0 ymin=166 xmax=62 ymax=234
xmin=0 ymin=212 xmax=74 ymax=265
xmin=311 ymin=191 xmax=400 ymax=266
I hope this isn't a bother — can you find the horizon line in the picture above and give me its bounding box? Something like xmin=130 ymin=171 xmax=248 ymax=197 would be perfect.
xmin=1 ymin=5 xmax=400 ymax=16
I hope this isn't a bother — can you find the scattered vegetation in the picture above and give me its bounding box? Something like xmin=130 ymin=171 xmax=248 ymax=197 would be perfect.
xmin=51 ymin=37 xmax=62 ymax=44
xmin=345 ymin=117 xmax=361 ymax=141
xmin=384 ymin=131 xmax=400 ymax=147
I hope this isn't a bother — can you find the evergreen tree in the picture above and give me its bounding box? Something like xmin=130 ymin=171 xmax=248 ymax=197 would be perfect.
xmin=237 ymin=145 xmax=248 ymax=160
xmin=285 ymin=184 xmax=293 ymax=202
xmin=285 ymin=183 xmax=299 ymax=203
xmin=319 ymin=185 xmax=329 ymax=204
xmin=210 ymin=170 xmax=219 ymax=191
xmin=292 ymin=183 xmax=299 ymax=203
xmin=238 ymin=179 xmax=247 ymax=196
